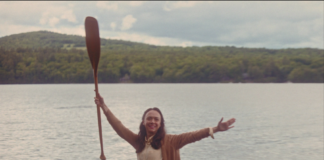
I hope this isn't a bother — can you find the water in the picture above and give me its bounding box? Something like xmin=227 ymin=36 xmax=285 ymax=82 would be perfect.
xmin=0 ymin=84 xmax=323 ymax=160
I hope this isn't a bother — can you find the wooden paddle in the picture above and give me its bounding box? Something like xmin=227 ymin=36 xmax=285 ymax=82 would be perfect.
xmin=85 ymin=16 xmax=106 ymax=160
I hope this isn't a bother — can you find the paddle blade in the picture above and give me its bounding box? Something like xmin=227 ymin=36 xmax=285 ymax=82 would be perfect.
xmin=85 ymin=17 xmax=100 ymax=72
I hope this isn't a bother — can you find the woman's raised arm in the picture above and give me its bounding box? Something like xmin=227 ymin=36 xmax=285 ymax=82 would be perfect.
xmin=95 ymin=94 xmax=139 ymax=150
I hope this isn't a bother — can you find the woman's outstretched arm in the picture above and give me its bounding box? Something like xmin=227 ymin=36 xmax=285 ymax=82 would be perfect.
xmin=95 ymin=94 xmax=139 ymax=150
xmin=170 ymin=117 xmax=236 ymax=149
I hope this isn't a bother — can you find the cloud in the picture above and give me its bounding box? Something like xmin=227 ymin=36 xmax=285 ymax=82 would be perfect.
xmin=129 ymin=1 xmax=144 ymax=7
xmin=39 ymin=12 xmax=60 ymax=27
xmin=163 ymin=1 xmax=198 ymax=11
xmin=110 ymin=22 xmax=116 ymax=30
xmin=102 ymin=30 xmax=206 ymax=47
xmin=0 ymin=2 xmax=82 ymax=37
xmin=121 ymin=15 xmax=137 ymax=31
xmin=0 ymin=24 xmax=43 ymax=37
xmin=180 ymin=41 xmax=193 ymax=48
xmin=60 ymin=10 xmax=77 ymax=23
xmin=47 ymin=25 xmax=85 ymax=36
xmin=48 ymin=17 xmax=60 ymax=27
xmin=39 ymin=12 xmax=49 ymax=25
xmin=96 ymin=2 xmax=118 ymax=11
xmin=39 ymin=9 xmax=77 ymax=27
xmin=104 ymin=32 xmax=165 ymax=46
xmin=95 ymin=1 xmax=144 ymax=11
xmin=0 ymin=22 xmax=85 ymax=38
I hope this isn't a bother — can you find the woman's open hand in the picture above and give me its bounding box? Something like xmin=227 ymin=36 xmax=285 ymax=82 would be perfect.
xmin=214 ymin=117 xmax=236 ymax=132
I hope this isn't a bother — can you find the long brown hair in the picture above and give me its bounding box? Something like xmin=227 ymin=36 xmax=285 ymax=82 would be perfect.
xmin=136 ymin=107 xmax=166 ymax=153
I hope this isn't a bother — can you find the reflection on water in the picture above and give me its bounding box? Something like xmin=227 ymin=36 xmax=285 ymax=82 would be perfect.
xmin=0 ymin=84 xmax=323 ymax=160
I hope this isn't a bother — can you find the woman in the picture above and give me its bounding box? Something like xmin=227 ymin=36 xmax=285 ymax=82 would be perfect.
xmin=95 ymin=94 xmax=235 ymax=160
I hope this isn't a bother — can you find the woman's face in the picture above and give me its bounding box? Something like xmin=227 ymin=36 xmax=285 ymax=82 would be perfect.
xmin=143 ymin=110 xmax=161 ymax=135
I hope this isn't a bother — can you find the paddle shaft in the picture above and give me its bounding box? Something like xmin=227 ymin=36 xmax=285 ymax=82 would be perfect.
xmin=94 ymin=75 xmax=105 ymax=160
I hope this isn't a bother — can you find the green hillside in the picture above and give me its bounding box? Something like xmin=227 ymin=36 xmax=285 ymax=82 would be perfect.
xmin=0 ymin=30 xmax=154 ymax=50
xmin=0 ymin=31 xmax=323 ymax=84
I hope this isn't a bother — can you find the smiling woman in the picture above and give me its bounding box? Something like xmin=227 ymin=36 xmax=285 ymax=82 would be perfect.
xmin=94 ymin=94 xmax=236 ymax=160
xmin=137 ymin=108 xmax=165 ymax=159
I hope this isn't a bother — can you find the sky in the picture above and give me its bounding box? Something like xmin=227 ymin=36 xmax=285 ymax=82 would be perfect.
xmin=0 ymin=1 xmax=323 ymax=49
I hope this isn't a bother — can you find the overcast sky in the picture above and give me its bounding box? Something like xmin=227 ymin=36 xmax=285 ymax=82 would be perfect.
xmin=0 ymin=1 xmax=323 ymax=49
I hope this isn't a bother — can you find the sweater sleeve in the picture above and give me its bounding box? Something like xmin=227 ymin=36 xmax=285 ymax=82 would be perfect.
xmin=169 ymin=127 xmax=210 ymax=149
xmin=102 ymin=106 xmax=139 ymax=150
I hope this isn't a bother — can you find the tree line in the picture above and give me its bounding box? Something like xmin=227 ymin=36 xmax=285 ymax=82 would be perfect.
xmin=0 ymin=46 xmax=323 ymax=84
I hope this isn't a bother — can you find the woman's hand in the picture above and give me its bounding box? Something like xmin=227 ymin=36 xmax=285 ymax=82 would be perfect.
xmin=214 ymin=117 xmax=236 ymax=132
xmin=94 ymin=93 xmax=105 ymax=108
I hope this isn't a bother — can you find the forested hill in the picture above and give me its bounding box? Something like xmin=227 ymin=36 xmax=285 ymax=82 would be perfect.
xmin=0 ymin=31 xmax=154 ymax=50
xmin=0 ymin=31 xmax=323 ymax=84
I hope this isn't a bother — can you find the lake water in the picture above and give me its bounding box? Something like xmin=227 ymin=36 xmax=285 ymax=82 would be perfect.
xmin=0 ymin=84 xmax=323 ymax=160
